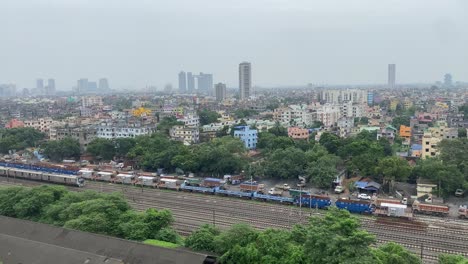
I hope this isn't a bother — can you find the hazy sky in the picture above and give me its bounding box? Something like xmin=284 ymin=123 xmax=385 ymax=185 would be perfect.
xmin=1 ymin=0 xmax=467 ymax=90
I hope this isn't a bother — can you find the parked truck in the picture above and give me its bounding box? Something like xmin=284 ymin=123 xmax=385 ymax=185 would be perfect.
xmin=412 ymin=200 xmax=449 ymax=216
xmin=459 ymin=205 xmax=467 ymax=219
xmin=240 ymin=181 xmax=265 ymax=193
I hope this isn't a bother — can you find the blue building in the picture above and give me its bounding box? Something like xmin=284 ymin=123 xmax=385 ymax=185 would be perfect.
xmin=367 ymin=91 xmax=374 ymax=105
xmin=233 ymin=126 xmax=258 ymax=149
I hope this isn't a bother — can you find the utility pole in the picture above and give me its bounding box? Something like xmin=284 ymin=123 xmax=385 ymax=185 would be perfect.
xmin=420 ymin=243 xmax=423 ymax=260
xmin=213 ymin=209 xmax=216 ymax=226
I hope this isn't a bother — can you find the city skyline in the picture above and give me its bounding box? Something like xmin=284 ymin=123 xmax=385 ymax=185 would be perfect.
xmin=1 ymin=0 xmax=467 ymax=89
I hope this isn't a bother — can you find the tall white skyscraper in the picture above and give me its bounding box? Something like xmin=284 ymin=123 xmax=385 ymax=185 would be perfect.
xmin=239 ymin=62 xmax=251 ymax=100
xmin=388 ymin=64 xmax=396 ymax=88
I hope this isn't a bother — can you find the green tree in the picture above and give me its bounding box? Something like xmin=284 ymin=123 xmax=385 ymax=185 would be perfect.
xmin=115 ymin=138 xmax=136 ymax=157
xmin=185 ymin=224 xmax=221 ymax=252
xmin=215 ymin=223 xmax=258 ymax=254
xmin=412 ymin=158 xmax=464 ymax=197
xmin=199 ymin=109 xmax=220 ymax=125
xmin=306 ymin=154 xmax=340 ymax=188
xmin=438 ymin=254 xmax=468 ymax=264
xmin=372 ymin=242 xmax=422 ymax=264
xmin=263 ymin=147 xmax=307 ymax=179
xmin=157 ymin=116 xmax=184 ymax=135
xmin=87 ymin=138 xmax=116 ymax=160
xmin=268 ymin=122 xmax=288 ymax=137
xmin=392 ymin=116 xmax=411 ymax=130
xmin=458 ymin=128 xmax=467 ymax=138
xmin=319 ymin=132 xmax=342 ymax=154
xmin=304 ymin=208 xmax=376 ymax=264
xmin=155 ymin=227 xmax=182 ymax=244
xmin=0 ymin=127 xmax=45 ymax=153
xmin=375 ymin=156 xmax=412 ymax=192
xmin=43 ymin=137 xmax=81 ymax=162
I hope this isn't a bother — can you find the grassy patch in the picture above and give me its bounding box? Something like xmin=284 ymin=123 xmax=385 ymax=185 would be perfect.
xmin=143 ymin=239 xmax=180 ymax=248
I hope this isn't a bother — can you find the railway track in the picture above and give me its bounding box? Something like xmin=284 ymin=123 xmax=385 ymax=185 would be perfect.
xmin=1 ymin=177 xmax=467 ymax=263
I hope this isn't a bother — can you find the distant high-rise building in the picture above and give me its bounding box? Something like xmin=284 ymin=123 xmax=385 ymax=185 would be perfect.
xmin=444 ymin=73 xmax=453 ymax=87
xmin=239 ymin=62 xmax=251 ymax=100
xmin=187 ymin=72 xmax=195 ymax=93
xmin=197 ymin=72 xmax=213 ymax=94
xmin=178 ymin=71 xmax=187 ymax=93
xmin=36 ymin=79 xmax=44 ymax=91
xmin=77 ymin=79 xmax=89 ymax=93
xmin=215 ymin=83 xmax=227 ymax=102
xmin=88 ymin=82 xmax=98 ymax=91
xmin=46 ymin=79 xmax=56 ymax=95
xmin=388 ymin=64 xmax=396 ymax=88
xmin=99 ymin=78 xmax=109 ymax=91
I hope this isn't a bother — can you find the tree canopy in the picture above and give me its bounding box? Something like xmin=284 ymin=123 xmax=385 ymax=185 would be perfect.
xmin=42 ymin=137 xmax=81 ymax=162
xmin=0 ymin=185 xmax=180 ymax=244
xmin=0 ymin=127 xmax=45 ymax=154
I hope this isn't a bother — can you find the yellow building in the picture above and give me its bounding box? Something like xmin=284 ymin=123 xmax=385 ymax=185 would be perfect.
xmin=389 ymin=99 xmax=399 ymax=111
xmin=421 ymin=131 xmax=440 ymax=159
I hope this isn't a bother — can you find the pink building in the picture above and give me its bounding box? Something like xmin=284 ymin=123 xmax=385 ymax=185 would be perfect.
xmin=288 ymin=127 xmax=309 ymax=140
xmin=5 ymin=119 xmax=24 ymax=129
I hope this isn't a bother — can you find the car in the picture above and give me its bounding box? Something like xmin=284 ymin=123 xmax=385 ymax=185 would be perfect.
xmin=358 ymin=193 xmax=371 ymax=200
xmin=334 ymin=185 xmax=344 ymax=194
xmin=455 ymin=189 xmax=465 ymax=197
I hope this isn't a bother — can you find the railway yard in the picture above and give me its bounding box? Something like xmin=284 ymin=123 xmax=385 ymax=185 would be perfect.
xmin=0 ymin=177 xmax=467 ymax=263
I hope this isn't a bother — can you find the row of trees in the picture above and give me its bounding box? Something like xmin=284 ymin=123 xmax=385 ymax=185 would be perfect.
xmin=0 ymin=185 xmax=181 ymax=244
xmin=128 ymin=133 xmax=248 ymax=175
xmin=185 ymin=208 xmax=467 ymax=264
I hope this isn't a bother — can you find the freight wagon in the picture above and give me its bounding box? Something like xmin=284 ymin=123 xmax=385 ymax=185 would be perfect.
xmin=214 ymin=187 xmax=254 ymax=198
xmin=374 ymin=202 xmax=413 ymax=219
xmin=180 ymin=183 xmax=216 ymax=194
xmin=253 ymin=192 xmax=295 ymax=204
xmin=335 ymin=198 xmax=373 ymax=214
xmin=297 ymin=194 xmax=332 ymax=209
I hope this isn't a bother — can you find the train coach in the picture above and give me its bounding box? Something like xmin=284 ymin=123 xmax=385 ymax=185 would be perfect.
xmin=0 ymin=166 xmax=84 ymax=187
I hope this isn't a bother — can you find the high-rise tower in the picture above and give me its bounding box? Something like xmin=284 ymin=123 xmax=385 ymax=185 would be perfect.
xmin=388 ymin=64 xmax=396 ymax=88
xmin=239 ymin=62 xmax=251 ymax=100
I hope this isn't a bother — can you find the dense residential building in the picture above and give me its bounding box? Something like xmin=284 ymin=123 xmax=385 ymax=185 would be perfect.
xmin=23 ymin=118 xmax=56 ymax=133
xmin=337 ymin=117 xmax=354 ymax=138
xmin=316 ymin=104 xmax=341 ymax=127
xmin=233 ymin=125 xmax=257 ymax=149
xmin=288 ymin=127 xmax=309 ymax=140
xmin=170 ymin=125 xmax=200 ymax=145
xmin=422 ymin=131 xmax=440 ymax=159
xmin=81 ymin=96 xmax=103 ymax=108
xmin=178 ymin=71 xmax=187 ymax=93
xmin=215 ymin=83 xmax=227 ymax=102
xmin=319 ymin=89 xmax=368 ymax=104
xmin=49 ymin=125 xmax=97 ymax=151
xmin=96 ymin=121 xmax=155 ymax=139
xmin=4 ymin=119 xmax=24 ymax=129
xmin=239 ymin=62 xmax=251 ymax=100
xmin=399 ymin=125 xmax=412 ymax=144
xmin=388 ymin=64 xmax=396 ymax=88
xmin=177 ymin=114 xmax=200 ymax=127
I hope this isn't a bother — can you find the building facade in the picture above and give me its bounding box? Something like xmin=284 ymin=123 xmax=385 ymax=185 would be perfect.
xmin=170 ymin=125 xmax=200 ymax=145
xmin=215 ymin=83 xmax=227 ymax=102
xmin=233 ymin=126 xmax=257 ymax=149
xmin=96 ymin=121 xmax=155 ymax=139
xmin=288 ymin=127 xmax=309 ymax=140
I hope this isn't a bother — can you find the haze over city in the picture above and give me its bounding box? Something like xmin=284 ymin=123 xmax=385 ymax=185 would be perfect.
xmin=1 ymin=0 xmax=467 ymax=90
